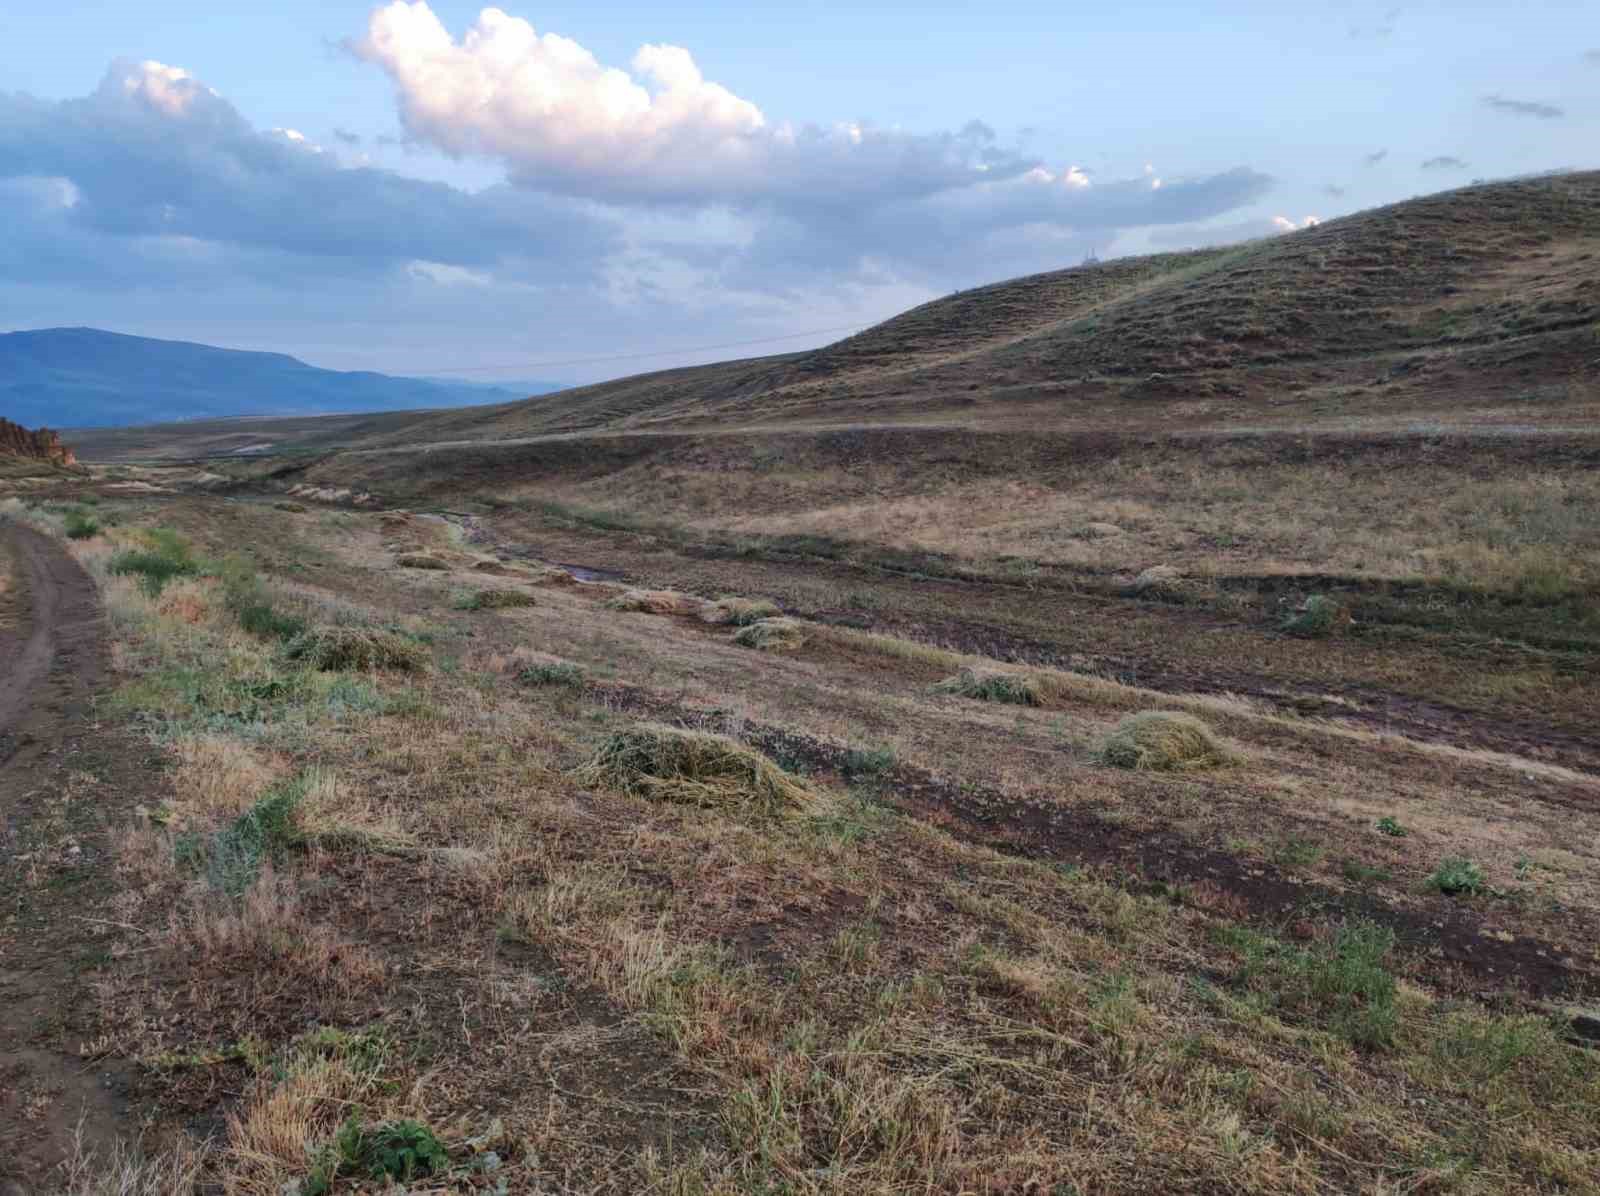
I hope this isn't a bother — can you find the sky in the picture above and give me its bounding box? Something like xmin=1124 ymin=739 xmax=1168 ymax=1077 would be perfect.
xmin=1 ymin=1 xmax=1596 ymax=384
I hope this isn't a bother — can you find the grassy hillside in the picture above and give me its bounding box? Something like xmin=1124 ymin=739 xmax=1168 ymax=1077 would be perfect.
xmin=350 ymin=171 xmax=1600 ymax=446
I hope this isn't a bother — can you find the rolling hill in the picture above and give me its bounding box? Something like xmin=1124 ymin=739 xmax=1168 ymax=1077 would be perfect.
xmin=0 ymin=327 xmax=564 ymax=429
xmin=343 ymin=170 xmax=1600 ymax=451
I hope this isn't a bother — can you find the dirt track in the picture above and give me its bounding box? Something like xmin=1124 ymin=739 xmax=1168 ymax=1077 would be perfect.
xmin=0 ymin=523 xmax=134 ymax=1188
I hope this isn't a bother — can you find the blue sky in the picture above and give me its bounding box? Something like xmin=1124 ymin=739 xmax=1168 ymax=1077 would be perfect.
xmin=2 ymin=1 xmax=1595 ymax=383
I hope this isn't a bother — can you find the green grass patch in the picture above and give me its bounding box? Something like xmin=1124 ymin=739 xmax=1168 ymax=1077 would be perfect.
xmin=175 ymin=775 xmax=308 ymax=895
xmin=305 ymin=1117 xmax=451 ymax=1194
xmin=517 ymin=661 xmax=585 ymax=687
xmin=1217 ymin=920 xmax=1399 ymax=1049
xmin=63 ymin=509 xmax=100 ymax=540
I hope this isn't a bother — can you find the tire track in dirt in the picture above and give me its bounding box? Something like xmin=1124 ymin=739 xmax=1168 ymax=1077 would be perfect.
xmin=0 ymin=522 xmax=135 ymax=1190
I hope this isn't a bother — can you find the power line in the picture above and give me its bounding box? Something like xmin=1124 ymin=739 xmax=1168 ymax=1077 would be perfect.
xmin=396 ymin=322 xmax=867 ymax=377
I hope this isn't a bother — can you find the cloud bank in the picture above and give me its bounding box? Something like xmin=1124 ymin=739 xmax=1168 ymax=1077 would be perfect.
xmin=1482 ymin=94 xmax=1565 ymax=120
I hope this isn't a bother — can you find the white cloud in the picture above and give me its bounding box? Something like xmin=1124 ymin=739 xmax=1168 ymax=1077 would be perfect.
xmin=407 ymin=259 xmax=493 ymax=286
xmin=1271 ymin=214 xmax=1320 ymax=231
xmin=354 ymin=2 xmax=768 ymax=199
xmin=116 ymin=60 xmax=216 ymax=117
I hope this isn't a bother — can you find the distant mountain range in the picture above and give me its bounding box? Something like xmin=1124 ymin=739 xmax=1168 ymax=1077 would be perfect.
xmin=0 ymin=328 xmax=564 ymax=428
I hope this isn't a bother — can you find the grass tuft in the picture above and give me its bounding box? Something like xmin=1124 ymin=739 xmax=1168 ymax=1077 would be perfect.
xmin=606 ymin=588 xmax=702 ymax=615
xmin=1098 ymin=711 xmax=1235 ymax=771
xmin=574 ymin=724 xmax=817 ymax=814
xmin=732 ymin=617 xmax=808 ymax=651
xmin=109 ymin=528 xmax=201 ymax=595
xmin=517 ymin=661 xmax=585 ymax=687
xmin=285 ymin=626 xmax=430 ymax=672
xmin=933 ymin=667 xmax=1041 ymax=706
xmin=64 ymin=508 xmax=101 ymax=539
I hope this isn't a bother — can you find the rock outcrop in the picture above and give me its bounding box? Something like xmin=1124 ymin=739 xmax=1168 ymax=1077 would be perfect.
xmin=0 ymin=418 xmax=77 ymax=467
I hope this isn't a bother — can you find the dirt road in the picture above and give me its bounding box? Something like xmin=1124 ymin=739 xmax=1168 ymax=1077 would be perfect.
xmin=0 ymin=522 xmax=136 ymax=1190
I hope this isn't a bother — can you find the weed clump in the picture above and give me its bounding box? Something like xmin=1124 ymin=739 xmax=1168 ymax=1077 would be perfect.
xmin=606 ymin=588 xmax=701 ymax=616
xmin=732 ymin=617 xmax=808 ymax=651
xmin=395 ymin=554 xmax=449 ymax=571
xmin=1099 ymin=711 xmax=1235 ymax=771
xmin=701 ymin=596 xmax=781 ymax=626
xmin=934 ymin=667 xmax=1041 ymax=706
xmin=1127 ymin=565 xmax=1184 ymax=597
xmin=574 ymin=724 xmax=816 ymax=814
xmin=176 ymin=777 xmax=306 ymax=895
xmin=1283 ymin=594 xmax=1350 ymax=637
xmin=305 ymin=1117 xmax=450 ymax=1193
xmin=273 ymin=501 xmax=307 ymax=513
xmin=219 ymin=555 xmax=306 ymax=641
xmin=455 ymin=588 xmax=536 ymax=611
xmin=1428 ymin=857 xmax=1487 ymax=897
xmin=285 ymin=626 xmax=429 ymax=672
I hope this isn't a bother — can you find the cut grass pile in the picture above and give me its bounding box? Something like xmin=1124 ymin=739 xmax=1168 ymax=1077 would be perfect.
xmin=1099 ymin=711 xmax=1235 ymax=771
xmin=285 ymin=626 xmax=430 ymax=673
xmin=574 ymin=724 xmax=817 ymax=814
xmin=732 ymin=617 xmax=808 ymax=651
xmin=700 ymin=596 xmax=781 ymax=626
xmin=933 ymin=666 xmax=1041 ymax=706
xmin=605 ymin=588 xmax=702 ymax=616
xmin=455 ymin=588 xmax=536 ymax=611
xmin=395 ymin=554 xmax=449 ymax=570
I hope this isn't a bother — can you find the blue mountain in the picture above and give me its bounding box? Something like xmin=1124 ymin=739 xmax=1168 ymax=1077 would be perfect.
xmin=0 ymin=327 xmax=563 ymax=428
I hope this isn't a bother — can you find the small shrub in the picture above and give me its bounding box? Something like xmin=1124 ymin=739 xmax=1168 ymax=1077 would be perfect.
xmin=109 ymin=529 xmax=200 ymax=595
xmin=1428 ymin=857 xmax=1486 ymax=897
xmin=518 ymin=661 xmax=585 ymax=687
xmin=1283 ymin=594 xmax=1350 ymax=637
xmin=285 ymin=626 xmax=430 ymax=672
xmin=395 ymin=553 xmax=449 ymax=570
xmin=574 ymin=724 xmax=817 ymax=814
xmin=63 ymin=509 xmax=100 ymax=539
xmin=732 ymin=617 xmax=807 ymax=651
xmin=700 ymin=596 xmax=781 ymax=626
xmin=933 ymin=667 xmax=1041 ymax=706
xmin=218 ymin=555 xmax=306 ymax=641
xmin=1099 ymin=711 xmax=1235 ymax=771
xmin=455 ymin=588 xmax=536 ymax=611
xmin=1375 ymin=816 xmax=1409 ymax=837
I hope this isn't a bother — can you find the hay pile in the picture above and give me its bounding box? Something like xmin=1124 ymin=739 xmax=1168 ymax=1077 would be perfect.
xmin=732 ymin=618 xmax=807 ymax=651
xmin=933 ymin=667 xmax=1041 ymax=706
xmin=285 ymin=626 xmax=429 ymax=672
xmin=606 ymin=588 xmax=702 ymax=616
xmin=1098 ymin=711 xmax=1235 ymax=771
xmin=574 ymin=725 xmax=815 ymax=814
xmin=1128 ymin=565 xmax=1184 ymax=596
xmin=460 ymin=588 xmax=536 ymax=611
xmin=396 ymin=554 xmax=449 ymax=571
xmin=700 ymin=596 xmax=781 ymax=626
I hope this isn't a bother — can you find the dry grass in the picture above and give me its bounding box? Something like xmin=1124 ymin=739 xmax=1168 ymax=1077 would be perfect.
xmin=699 ymin=595 xmax=781 ymax=626
xmin=394 ymin=553 xmax=448 ymax=570
xmin=1098 ymin=711 xmax=1238 ymax=771
xmin=574 ymin=724 xmax=817 ymax=814
xmin=457 ymin=587 xmax=536 ymax=610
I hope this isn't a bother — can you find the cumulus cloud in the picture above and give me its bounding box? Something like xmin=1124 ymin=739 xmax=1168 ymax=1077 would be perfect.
xmin=1421 ymin=155 xmax=1468 ymax=170
xmin=1482 ymin=94 xmax=1564 ymax=119
xmin=351 ymin=2 xmax=1267 ymax=233
xmin=1271 ymin=215 xmax=1321 ymax=232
